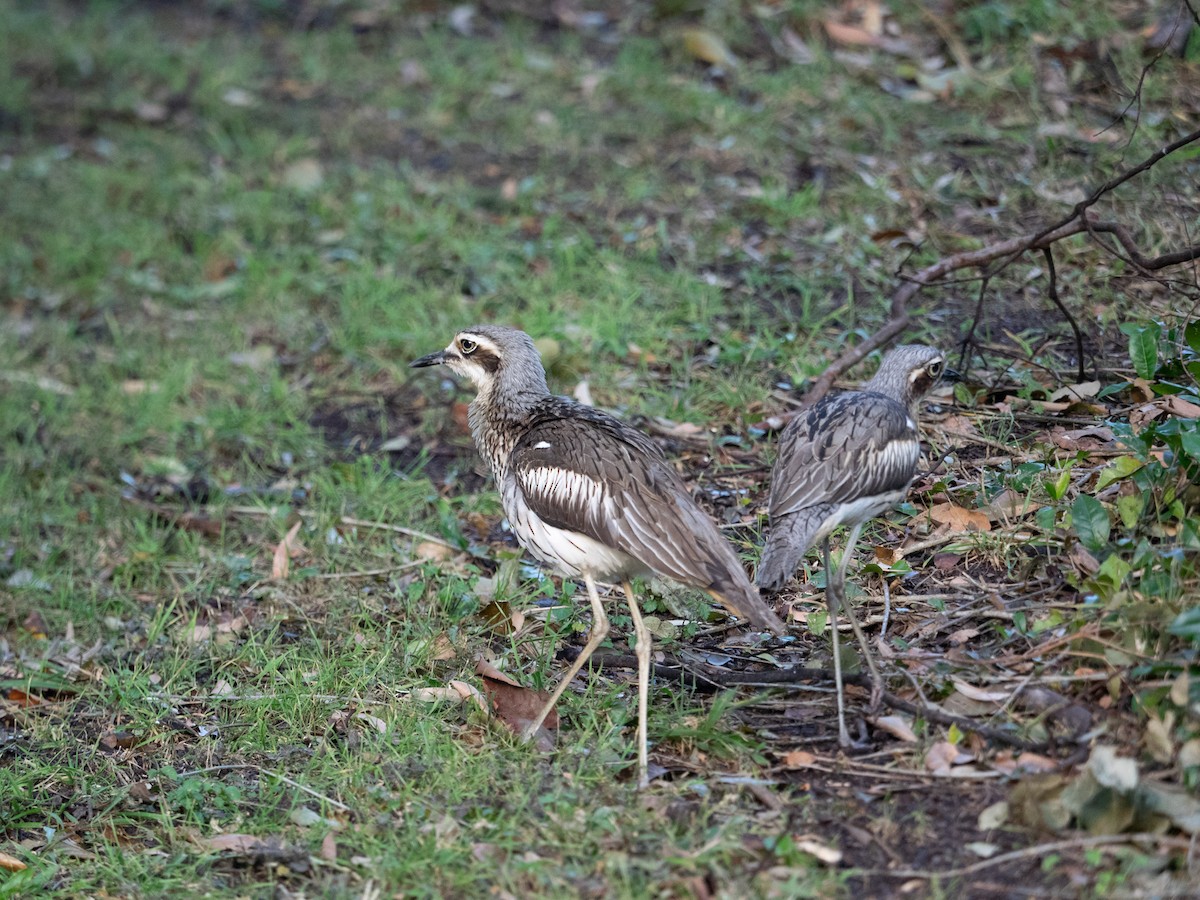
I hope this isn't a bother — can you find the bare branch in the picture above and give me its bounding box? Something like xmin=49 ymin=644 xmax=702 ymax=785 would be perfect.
xmin=799 ymin=127 xmax=1200 ymax=407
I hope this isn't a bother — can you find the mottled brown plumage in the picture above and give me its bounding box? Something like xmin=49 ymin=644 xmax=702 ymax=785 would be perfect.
xmin=757 ymin=344 xmax=945 ymax=748
xmin=413 ymin=325 xmax=784 ymax=786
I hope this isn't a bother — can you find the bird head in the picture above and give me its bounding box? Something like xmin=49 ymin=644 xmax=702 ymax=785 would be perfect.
xmin=864 ymin=344 xmax=949 ymax=411
xmin=410 ymin=325 xmax=549 ymax=400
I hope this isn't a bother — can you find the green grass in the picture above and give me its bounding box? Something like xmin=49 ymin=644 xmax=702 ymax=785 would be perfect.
xmin=3 ymin=0 xmax=1200 ymax=895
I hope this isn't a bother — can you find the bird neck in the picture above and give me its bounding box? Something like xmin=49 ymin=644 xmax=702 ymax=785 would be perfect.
xmin=468 ymin=377 xmax=549 ymax=480
xmin=861 ymin=370 xmax=920 ymax=418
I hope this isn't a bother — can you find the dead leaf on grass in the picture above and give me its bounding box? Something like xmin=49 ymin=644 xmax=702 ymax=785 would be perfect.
xmin=0 ymin=850 xmax=26 ymax=872
xmin=203 ymin=833 xmax=272 ymax=854
xmin=927 ymin=502 xmax=991 ymax=533
xmin=320 ymin=832 xmax=337 ymax=862
xmin=823 ymin=19 xmax=882 ymax=47
xmin=478 ymin=669 xmax=557 ymax=750
xmin=186 ymin=614 xmax=248 ymax=644
xmin=680 ymin=28 xmax=738 ymax=68
xmin=414 ymin=541 xmax=456 ymax=563
xmin=271 ymin=520 xmax=304 ymax=580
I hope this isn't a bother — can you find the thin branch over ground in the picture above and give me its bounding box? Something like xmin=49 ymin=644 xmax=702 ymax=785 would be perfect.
xmin=802 ymin=127 xmax=1200 ymax=407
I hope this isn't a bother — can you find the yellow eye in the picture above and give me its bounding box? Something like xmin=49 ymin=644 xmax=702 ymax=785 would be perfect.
xmin=928 ymin=360 xmax=944 ymax=378
xmin=459 ymin=338 xmax=478 ymax=355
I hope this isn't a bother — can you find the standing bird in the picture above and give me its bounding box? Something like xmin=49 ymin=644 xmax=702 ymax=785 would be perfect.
xmin=412 ymin=325 xmax=786 ymax=787
xmin=757 ymin=345 xmax=945 ymax=748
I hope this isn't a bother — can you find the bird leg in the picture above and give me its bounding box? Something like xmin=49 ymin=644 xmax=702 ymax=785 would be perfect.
xmin=879 ymin=574 xmax=892 ymax=640
xmin=622 ymin=580 xmax=652 ymax=790
xmin=823 ymin=538 xmax=852 ymax=749
xmin=523 ymin=572 xmax=610 ymax=741
xmin=834 ymin=523 xmax=884 ymax=713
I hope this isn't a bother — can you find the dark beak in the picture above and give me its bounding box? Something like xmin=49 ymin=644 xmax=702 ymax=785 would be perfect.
xmin=942 ymin=366 xmax=963 ymax=383
xmin=410 ymin=350 xmax=449 ymax=368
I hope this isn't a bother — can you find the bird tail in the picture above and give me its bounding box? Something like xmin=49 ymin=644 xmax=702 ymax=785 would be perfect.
xmin=708 ymin=577 xmax=787 ymax=636
xmin=756 ymin=510 xmax=823 ymax=593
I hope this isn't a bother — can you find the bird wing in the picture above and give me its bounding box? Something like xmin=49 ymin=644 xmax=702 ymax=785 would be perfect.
xmin=768 ymin=391 xmax=921 ymax=519
xmin=508 ymin=404 xmax=740 ymax=589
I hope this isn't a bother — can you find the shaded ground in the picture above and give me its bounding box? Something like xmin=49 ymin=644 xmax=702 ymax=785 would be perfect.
xmin=3 ymin=0 xmax=1200 ymax=896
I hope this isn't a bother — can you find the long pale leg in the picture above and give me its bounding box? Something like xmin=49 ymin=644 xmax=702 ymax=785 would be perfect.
xmin=880 ymin=576 xmax=892 ymax=639
xmin=622 ymin=580 xmax=652 ymax=790
xmin=834 ymin=523 xmax=883 ymax=712
xmin=523 ymin=573 xmax=610 ymax=739
xmin=823 ymin=538 xmax=852 ymax=749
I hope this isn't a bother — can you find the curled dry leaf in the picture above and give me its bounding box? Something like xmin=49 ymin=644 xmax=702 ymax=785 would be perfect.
xmin=271 ymin=520 xmax=304 ymax=580
xmin=977 ymin=800 xmax=1009 ymax=830
xmin=680 ymin=28 xmax=738 ymax=68
xmin=414 ymin=541 xmax=456 ymax=563
xmin=868 ymin=714 xmax=918 ymax=742
xmin=924 ymin=740 xmax=973 ymax=774
xmin=0 ymin=850 xmax=26 ymax=872
xmin=474 ymin=655 xmax=521 ymax=687
xmin=951 ymin=679 xmax=1011 ymax=703
xmin=355 ymin=712 xmax=387 ymax=734
xmin=448 ymin=679 xmax=490 ymax=716
xmin=320 ymin=832 xmax=337 ymax=862
xmin=781 ymin=749 xmax=817 ymax=768
xmin=793 ymin=835 xmax=842 ymax=865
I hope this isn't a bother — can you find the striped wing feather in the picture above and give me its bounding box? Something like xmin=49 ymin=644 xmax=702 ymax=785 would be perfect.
xmin=768 ymin=391 xmax=920 ymax=519
xmin=509 ymin=404 xmax=741 ymax=590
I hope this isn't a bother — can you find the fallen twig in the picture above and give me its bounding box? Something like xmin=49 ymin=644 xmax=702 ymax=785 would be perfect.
xmin=856 ymin=832 xmax=1196 ymax=881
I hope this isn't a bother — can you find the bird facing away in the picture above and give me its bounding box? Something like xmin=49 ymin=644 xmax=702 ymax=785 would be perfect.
xmin=757 ymin=344 xmax=945 ymax=748
xmin=412 ymin=325 xmax=786 ymax=787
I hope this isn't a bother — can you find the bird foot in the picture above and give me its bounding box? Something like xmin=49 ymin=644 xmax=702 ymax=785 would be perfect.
xmin=837 ymin=718 xmax=873 ymax=752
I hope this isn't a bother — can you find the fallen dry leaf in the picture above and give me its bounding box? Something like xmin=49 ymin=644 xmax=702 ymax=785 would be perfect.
xmin=680 ymin=27 xmax=738 ymax=68
xmin=1163 ymin=395 xmax=1200 ymax=418
xmin=355 ymin=712 xmax=387 ymax=734
xmin=793 ymin=835 xmax=842 ymax=865
xmin=823 ymin=19 xmax=881 ymax=47
xmin=203 ymin=833 xmax=271 ymax=854
xmin=479 ymin=672 xmax=557 ymax=749
xmin=320 ymin=832 xmax=337 ymax=862
xmin=0 ymin=850 xmax=26 ymax=872
xmin=992 ymin=751 xmax=1060 ymax=775
xmin=414 ymin=541 xmax=456 ymax=563
xmin=448 ymin=679 xmax=490 ymax=716
xmin=925 ymin=740 xmax=966 ymax=774
xmin=271 ymin=520 xmax=304 ymax=580
xmin=869 ymin=714 xmax=918 ymax=742
xmin=780 ymin=749 xmax=817 ymax=768
xmin=927 ymin=502 xmax=991 ymax=533
xmin=1049 ymin=425 xmax=1115 ymax=451
xmin=951 ymin=680 xmax=1011 ymax=703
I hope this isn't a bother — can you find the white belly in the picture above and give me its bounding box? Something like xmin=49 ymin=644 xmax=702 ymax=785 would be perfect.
xmin=812 ymin=488 xmax=909 ymax=546
xmin=501 ymin=477 xmax=643 ymax=580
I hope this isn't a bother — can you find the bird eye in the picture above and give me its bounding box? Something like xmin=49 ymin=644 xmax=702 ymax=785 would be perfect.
xmin=459 ymin=338 xmax=478 ymax=355
xmin=928 ymin=360 xmax=944 ymax=377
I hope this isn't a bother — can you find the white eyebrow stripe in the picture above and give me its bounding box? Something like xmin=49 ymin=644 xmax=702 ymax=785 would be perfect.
xmin=532 ymin=441 xmax=552 ymax=450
